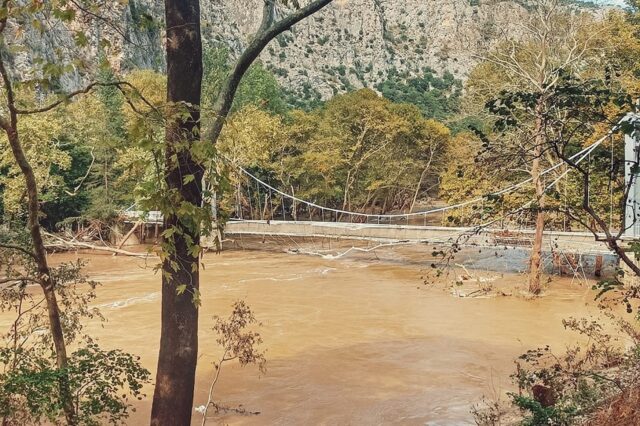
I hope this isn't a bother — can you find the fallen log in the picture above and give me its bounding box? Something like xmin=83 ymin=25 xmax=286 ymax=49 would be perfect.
xmin=116 ymin=220 xmax=142 ymax=253
xmin=43 ymin=232 xmax=153 ymax=258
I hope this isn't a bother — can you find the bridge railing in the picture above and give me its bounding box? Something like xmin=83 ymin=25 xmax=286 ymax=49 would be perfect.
xmin=121 ymin=114 xmax=635 ymax=241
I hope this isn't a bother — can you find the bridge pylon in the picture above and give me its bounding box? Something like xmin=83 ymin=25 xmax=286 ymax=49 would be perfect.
xmin=625 ymin=113 xmax=640 ymax=239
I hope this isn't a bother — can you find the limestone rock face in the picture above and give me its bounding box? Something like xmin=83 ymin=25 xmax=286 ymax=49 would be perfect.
xmin=8 ymin=0 xmax=594 ymax=97
xmin=199 ymin=0 xmax=530 ymax=98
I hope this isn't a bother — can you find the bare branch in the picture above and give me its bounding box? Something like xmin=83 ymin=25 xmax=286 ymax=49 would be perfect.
xmin=68 ymin=0 xmax=132 ymax=43
xmin=42 ymin=232 xmax=153 ymax=258
xmin=0 ymin=243 xmax=36 ymax=259
xmin=15 ymin=81 xmax=143 ymax=115
xmin=0 ymin=276 xmax=42 ymax=289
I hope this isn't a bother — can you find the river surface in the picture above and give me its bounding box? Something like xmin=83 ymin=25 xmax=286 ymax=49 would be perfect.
xmin=45 ymin=249 xmax=599 ymax=425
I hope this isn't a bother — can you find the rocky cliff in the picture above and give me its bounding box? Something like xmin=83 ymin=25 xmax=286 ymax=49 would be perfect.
xmin=199 ymin=0 xmax=530 ymax=98
xmin=8 ymin=0 xmax=604 ymax=98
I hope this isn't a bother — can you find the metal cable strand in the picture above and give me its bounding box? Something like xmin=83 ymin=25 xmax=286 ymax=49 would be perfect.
xmin=227 ymin=117 xmax=625 ymax=221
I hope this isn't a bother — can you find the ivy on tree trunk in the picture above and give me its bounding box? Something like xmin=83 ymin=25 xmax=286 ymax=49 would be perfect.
xmin=150 ymin=1 xmax=203 ymax=424
xmin=150 ymin=2 xmax=334 ymax=424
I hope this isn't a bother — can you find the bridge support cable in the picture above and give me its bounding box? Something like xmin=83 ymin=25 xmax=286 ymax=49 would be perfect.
xmin=121 ymin=114 xmax=632 ymax=244
xmin=225 ymin=115 xmax=627 ymax=225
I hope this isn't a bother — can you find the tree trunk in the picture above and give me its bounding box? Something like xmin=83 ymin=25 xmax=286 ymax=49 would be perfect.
xmin=410 ymin=167 xmax=430 ymax=213
xmin=290 ymin=185 xmax=297 ymax=221
xmin=4 ymin=127 xmax=75 ymax=423
xmin=341 ymin=170 xmax=352 ymax=219
xmin=149 ymin=1 xmax=333 ymax=423
xmin=151 ymin=1 xmax=203 ymax=424
xmin=529 ymin=104 xmax=546 ymax=295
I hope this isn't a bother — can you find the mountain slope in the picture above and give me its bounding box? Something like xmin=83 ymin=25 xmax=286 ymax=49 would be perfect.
xmin=199 ymin=0 xmax=530 ymax=98
xmin=8 ymin=0 xmax=605 ymax=98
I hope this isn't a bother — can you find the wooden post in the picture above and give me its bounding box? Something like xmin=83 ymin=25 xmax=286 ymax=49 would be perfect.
xmin=116 ymin=221 xmax=142 ymax=252
xmin=594 ymin=255 xmax=603 ymax=278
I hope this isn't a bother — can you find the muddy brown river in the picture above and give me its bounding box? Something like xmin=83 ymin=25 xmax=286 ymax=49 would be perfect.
xmin=43 ymin=248 xmax=600 ymax=425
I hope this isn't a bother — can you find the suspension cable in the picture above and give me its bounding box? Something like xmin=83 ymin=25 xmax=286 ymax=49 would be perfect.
xmin=226 ymin=120 xmax=621 ymax=221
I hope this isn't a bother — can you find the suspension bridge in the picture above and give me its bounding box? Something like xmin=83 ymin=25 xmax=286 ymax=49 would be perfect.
xmin=122 ymin=113 xmax=640 ymax=265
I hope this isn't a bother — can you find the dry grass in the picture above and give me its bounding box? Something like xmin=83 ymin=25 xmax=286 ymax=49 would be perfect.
xmin=587 ymin=386 xmax=640 ymax=426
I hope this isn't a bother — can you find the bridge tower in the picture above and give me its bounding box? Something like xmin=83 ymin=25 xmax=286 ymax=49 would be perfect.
xmin=625 ymin=113 xmax=640 ymax=238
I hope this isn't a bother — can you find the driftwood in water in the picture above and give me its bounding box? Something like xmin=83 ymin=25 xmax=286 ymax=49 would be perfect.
xmin=43 ymin=232 xmax=152 ymax=258
xmin=116 ymin=220 xmax=142 ymax=252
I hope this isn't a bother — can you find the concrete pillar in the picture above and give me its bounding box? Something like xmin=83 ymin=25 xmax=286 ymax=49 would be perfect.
xmin=624 ymin=129 xmax=640 ymax=238
xmin=622 ymin=113 xmax=640 ymax=285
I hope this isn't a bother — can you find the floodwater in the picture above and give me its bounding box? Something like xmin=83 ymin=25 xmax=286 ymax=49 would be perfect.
xmin=47 ymin=247 xmax=600 ymax=424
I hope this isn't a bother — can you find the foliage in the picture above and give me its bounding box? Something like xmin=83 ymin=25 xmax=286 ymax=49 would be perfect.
xmin=197 ymin=301 xmax=266 ymax=423
xmin=511 ymin=315 xmax=640 ymax=424
xmin=40 ymin=143 xmax=93 ymax=229
xmin=510 ymin=394 xmax=577 ymax=426
xmin=438 ymin=132 xmax=529 ymax=226
xmin=202 ymin=45 xmax=287 ymax=115
xmin=212 ymin=301 xmax=266 ymax=373
xmin=376 ymin=67 xmax=462 ymax=121
xmin=0 ymin=344 xmax=150 ymax=425
xmin=0 ymin=43 xmax=291 ymax=230
xmin=218 ymin=106 xmax=286 ymax=168
xmin=219 ymin=89 xmax=451 ymax=218
xmin=447 ymin=3 xmax=638 ymax=231
xmin=0 ymin=231 xmax=150 ymax=424
xmin=283 ymin=82 xmax=324 ymax=111
xmin=116 ymin=69 xmax=167 ymax=213
xmin=0 ymin=68 xmax=171 ymax=229
xmin=0 ymin=103 xmax=71 ymax=221
xmin=482 ymin=73 xmax=630 ymax=229
xmin=473 ymin=312 xmax=640 ymax=425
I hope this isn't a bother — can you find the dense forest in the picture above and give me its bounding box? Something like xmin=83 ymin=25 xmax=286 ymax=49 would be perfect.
xmin=2 ymin=0 xmax=640 ymax=425
xmin=0 ymin=54 xmax=462 ymax=228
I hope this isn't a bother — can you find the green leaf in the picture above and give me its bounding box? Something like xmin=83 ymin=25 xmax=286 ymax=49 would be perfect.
xmin=162 ymin=227 xmax=176 ymax=238
xmin=191 ymin=289 xmax=201 ymax=307
xmin=74 ymin=31 xmax=89 ymax=48
xmin=53 ymin=7 xmax=76 ymax=22
xmin=188 ymin=244 xmax=201 ymax=258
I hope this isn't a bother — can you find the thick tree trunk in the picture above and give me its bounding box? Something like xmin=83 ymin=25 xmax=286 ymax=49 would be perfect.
xmin=148 ymin=2 xmax=333 ymax=423
xmin=151 ymin=1 xmax=203 ymax=425
xmin=529 ymin=107 xmax=546 ymax=295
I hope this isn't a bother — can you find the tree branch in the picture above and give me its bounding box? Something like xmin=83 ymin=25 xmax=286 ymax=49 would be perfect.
xmin=0 ymin=243 xmax=37 ymax=259
xmin=68 ymin=0 xmax=132 ymax=44
xmin=42 ymin=231 xmax=152 ymax=258
xmin=0 ymin=276 xmax=43 ymax=288
xmin=205 ymin=0 xmax=334 ymax=145
xmin=14 ymin=81 xmax=154 ymax=115
xmin=551 ymin=135 xmax=640 ymax=277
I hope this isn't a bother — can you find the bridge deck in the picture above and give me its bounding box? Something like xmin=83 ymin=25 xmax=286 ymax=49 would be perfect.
xmin=223 ymin=220 xmax=614 ymax=255
xmin=122 ymin=209 xmax=616 ymax=255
